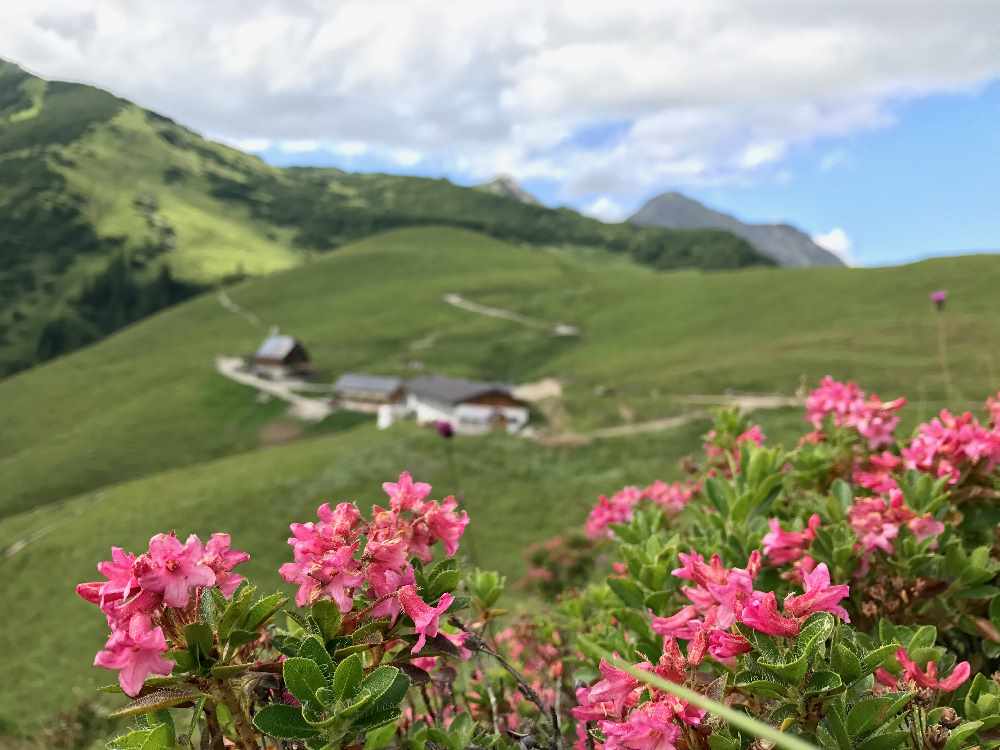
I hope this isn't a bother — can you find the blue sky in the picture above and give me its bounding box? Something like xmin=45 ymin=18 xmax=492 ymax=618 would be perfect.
xmin=5 ymin=2 xmax=1000 ymax=267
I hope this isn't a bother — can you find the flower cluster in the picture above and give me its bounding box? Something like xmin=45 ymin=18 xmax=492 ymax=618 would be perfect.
xmin=653 ymin=551 xmax=850 ymax=648
xmin=572 ymin=647 xmax=705 ymax=750
xmin=279 ymin=472 xmax=468 ymax=649
xmin=585 ymin=481 xmax=697 ymax=539
xmin=848 ymin=488 xmax=945 ymax=564
xmin=876 ymin=648 xmax=970 ymax=692
xmin=902 ymin=408 xmax=1000 ymax=484
xmin=806 ymin=376 xmax=906 ymax=448
xmin=76 ymin=532 xmax=249 ymax=695
xmin=762 ymin=514 xmax=821 ymax=583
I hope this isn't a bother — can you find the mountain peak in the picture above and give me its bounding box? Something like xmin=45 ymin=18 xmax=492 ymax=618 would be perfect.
xmin=476 ymin=175 xmax=540 ymax=205
xmin=630 ymin=191 xmax=843 ymax=267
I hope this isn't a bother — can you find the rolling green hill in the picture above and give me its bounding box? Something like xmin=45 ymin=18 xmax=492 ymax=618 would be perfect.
xmin=1 ymin=226 xmax=999 ymax=733
xmin=3 ymin=226 xmax=1000 ymax=522
xmin=0 ymin=58 xmax=768 ymax=376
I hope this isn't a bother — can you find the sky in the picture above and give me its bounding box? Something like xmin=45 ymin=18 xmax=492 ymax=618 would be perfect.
xmin=2 ymin=1 xmax=999 ymax=266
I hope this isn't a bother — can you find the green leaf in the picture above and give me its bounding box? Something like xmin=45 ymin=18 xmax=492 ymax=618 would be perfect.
xmin=944 ymin=721 xmax=984 ymax=750
xmin=225 ymin=629 xmax=259 ymax=648
xmin=352 ymin=706 xmax=402 ymax=732
xmin=219 ymin=583 xmax=257 ymax=640
xmin=860 ymin=643 xmax=899 ymax=673
xmin=242 ymin=593 xmax=287 ymax=632
xmin=907 ymin=625 xmax=937 ymax=652
xmin=340 ymin=689 xmax=374 ymax=718
xmin=832 ymin=643 xmax=862 ymax=684
xmin=109 ymin=689 xmax=206 ymax=719
xmin=426 ymin=568 xmax=461 ymax=599
xmin=607 ymin=577 xmax=646 ymax=609
xmin=253 ymin=704 xmax=319 ymax=740
xmin=758 ymin=613 xmax=833 ymax=683
xmin=299 ymin=635 xmax=336 ymax=680
xmin=733 ymin=669 xmax=788 ymax=700
xmin=311 ymin=599 xmax=343 ymax=640
xmin=183 ymin=623 xmax=214 ymax=663
xmin=848 ymin=697 xmax=893 ymax=736
xmin=359 ymin=666 xmax=410 ymax=709
xmin=857 ymin=730 xmax=910 ymax=750
xmin=363 ymin=721 xmax=398 ymax=750
xmin=283 ymin=657 xmax=329 ymax=705
xmin=352 ymin=618 xmax=392 ymax=644
xmin=805 ymin=671 xmax=843 ymax=696
xmin=332 ymin=652 xmax=364 ymax=703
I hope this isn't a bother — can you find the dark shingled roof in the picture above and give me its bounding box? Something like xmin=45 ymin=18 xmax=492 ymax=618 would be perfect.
xmin=334 ymin=373 xmax=403 ymax=395
xmin=406 ymin=375 xmax=514 ymax=405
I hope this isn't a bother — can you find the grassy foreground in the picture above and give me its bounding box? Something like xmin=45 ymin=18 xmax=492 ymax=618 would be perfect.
xmin=0 ymin=416 xmax=721 ymax=731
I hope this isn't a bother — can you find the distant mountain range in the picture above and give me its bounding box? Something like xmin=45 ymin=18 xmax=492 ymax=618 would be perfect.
xmin=630 ymin=191 xmax=844 ymax=267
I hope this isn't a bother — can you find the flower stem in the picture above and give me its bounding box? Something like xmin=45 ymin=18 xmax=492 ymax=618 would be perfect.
xmin=212 ymin=681 xmax=260 ymax=750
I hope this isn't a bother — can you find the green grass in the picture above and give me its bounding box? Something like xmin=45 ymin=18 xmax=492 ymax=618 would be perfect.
xmin=3 ymin=227 xmax=1000 ymax=521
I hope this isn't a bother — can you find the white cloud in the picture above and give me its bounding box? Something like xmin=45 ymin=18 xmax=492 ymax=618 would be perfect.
xmin=812 ymin=227 xmax=856 ymax=265
xmin=3 ymin=1 xmax=1000 ymax=209
xmin=329 ymin=140 xmax=369 ymax=157
xmin=582 ymin=196 xmax=628 ymax=222
xmin=737 ymin=141 xmax=786 ymax=169
xmin=278 ymin=139 xmax=320 ymax=153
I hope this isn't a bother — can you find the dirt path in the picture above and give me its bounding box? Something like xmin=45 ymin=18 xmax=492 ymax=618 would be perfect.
xmin=217 ymin=289 xmax=264 ymax=328
xmin=215 ymin=356 xmax=332 ymax=421
xmin=443 ymin=293 xmax=579 ymax=336
xmin=533 ymin=392 xmax=802 ymax=445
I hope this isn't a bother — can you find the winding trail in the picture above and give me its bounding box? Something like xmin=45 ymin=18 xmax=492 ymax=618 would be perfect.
xmin=443 ymin=293 xmax=580 ymax=337
xmin=215 ymin=356 xmax=332 ymax=421
xmin=217 ymin=289 xmax=263 ymax=328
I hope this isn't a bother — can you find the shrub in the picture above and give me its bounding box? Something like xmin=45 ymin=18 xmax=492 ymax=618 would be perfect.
xmin=75 ymin=380 xmax=1000 ymax=749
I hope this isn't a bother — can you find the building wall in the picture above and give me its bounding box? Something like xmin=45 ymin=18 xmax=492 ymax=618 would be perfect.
xmin=406 ymin=394 xmax=528 ymax=435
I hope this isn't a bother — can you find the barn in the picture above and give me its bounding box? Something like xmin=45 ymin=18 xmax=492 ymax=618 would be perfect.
xmin=334 ymin=373 xmax=405 ymax=412
xmin=251 ymin=334 xmax=311 ymax=378
xmin=405 ymin=375 xmax=529 ymax=435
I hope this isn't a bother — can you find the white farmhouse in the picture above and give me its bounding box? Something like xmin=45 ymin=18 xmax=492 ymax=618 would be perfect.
xmin=406 ymin=375 xmax=529 ymax=435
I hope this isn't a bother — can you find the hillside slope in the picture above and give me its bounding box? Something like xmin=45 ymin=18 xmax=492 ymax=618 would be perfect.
xmin=2 ymin=226 xmax=999 ymax=522
xmin=0 ymin=59 xmax=768 ymax=376
xmin=631 ymin=191 xmax=844 ymax=267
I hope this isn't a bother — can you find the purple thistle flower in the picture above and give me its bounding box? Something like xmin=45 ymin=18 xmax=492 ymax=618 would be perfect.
xmin=930 ymin=290 xmax=947 ymax=311
xmin=435 ymin=420 xmax=455 ymax=439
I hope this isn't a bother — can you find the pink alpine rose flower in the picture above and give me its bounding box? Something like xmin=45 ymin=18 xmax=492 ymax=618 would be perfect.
xmin=740 ymin=592 xmax=800 ymax=637
xmin=423 ymin=496 xmax=470 ymax=556
xmin=398 ymin=585 xmax=454 ymax=653
xmin=600 ymin=699 xmax=681 ymax=750
xmin=135 ymin=533 xmax=215 ymax=608
xmin=382 ymin=471 xmax=432 ymax=512
xmin=93 ymin=614 xmax=173 ymax=697
xmin=707 ymin=629 xmax=752 ymax=660
xmin=782 ymin=563 xmax=851 ymax=622
xmin=201 ymin=533 xmax=250 ymax=597
xmin=895 ymin=648 xmax=971 ymax=692
xmin=762 ymin=514 xmax=820 ymax=566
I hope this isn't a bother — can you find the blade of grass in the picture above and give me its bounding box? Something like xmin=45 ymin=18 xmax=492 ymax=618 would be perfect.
xmin=608 ymin=655 xmax=818 ymax=750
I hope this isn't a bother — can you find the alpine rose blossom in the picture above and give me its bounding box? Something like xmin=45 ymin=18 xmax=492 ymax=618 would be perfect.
xmin=891 ymin=648 xmax=971 ymax=692
xmin=806 ymin=376 xmax=905 ymax=448
xmin=740 ymin=592 xmax=800 ymax=637
xmin=135 ymin=533 xmax=216 ymax=608
xmin=398 ymin=585 xmax=454 ymax=653
xmin=782 ymin=563 xmax=851 ymax=622
xmin=93 ymin=614 xmax=173 ymax=697
xmin=762 ymin=514 xmax=820 ymax=566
